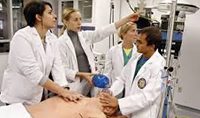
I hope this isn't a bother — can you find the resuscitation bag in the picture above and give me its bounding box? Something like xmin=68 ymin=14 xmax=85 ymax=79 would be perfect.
xmin=92 ymin=74 xmax=109 ymax=88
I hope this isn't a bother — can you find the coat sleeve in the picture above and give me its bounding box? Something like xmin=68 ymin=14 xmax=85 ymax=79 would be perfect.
xmin=51 ymin=39 xmax=68 ymax=87
xmin=118 ymin=65 xmax=164 ymax=115
xmin=57 ymin=38 xmax=77 ymax=81
xmin=10 ymin=32 xmax=47 ymax=86
xmin=81 ymin=23 xmax=117 ymax=44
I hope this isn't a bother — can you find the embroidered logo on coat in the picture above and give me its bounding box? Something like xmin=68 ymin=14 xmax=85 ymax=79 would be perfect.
xmin=137 ymin=78 xmax=146 ymax=89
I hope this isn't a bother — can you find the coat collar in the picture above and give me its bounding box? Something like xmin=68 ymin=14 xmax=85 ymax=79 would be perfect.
xmin=62 ymin=30 xmax=90 ymax=59
xmin=63 ymin=30 xmax=76 ymax=58
xmin=28 ymin=26 xmax=50 ymax=71
xmin=134 ymin=50 xmax=162 ymax=78
xmin=29 ymin=26 xmax=53 ymax=43
xmin=119 ymin=43 xmax=138 ymax=64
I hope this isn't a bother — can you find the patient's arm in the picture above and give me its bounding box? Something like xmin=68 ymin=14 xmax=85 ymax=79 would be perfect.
xmin=26 ymin=96 xmax=106 ymax=118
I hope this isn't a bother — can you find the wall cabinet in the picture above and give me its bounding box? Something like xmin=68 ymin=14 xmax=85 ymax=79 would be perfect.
xmin=58 ymin=0 xmax=93 ymax=25
xmin=0 ymin=0 xmax=25 ymax=52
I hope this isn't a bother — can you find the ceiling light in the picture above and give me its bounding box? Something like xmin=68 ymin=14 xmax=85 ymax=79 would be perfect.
xmin=158 ymin=0 xmax=199 ymax=14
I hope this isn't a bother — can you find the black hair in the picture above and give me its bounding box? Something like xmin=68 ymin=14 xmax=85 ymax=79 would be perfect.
xmin=139 ymin=26 xmax=161 ymax=50
xmin=23 ymin=0 xmax=52 ymax=27
xmin=135 ymin=17 xmax=151 ymax=29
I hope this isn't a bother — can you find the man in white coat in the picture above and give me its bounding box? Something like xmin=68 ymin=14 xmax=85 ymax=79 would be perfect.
xmin=100 ymin=26 xmax=166 ymax=118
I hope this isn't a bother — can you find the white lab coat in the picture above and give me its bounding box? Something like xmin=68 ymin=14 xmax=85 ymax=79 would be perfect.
xmin=110 ymin=50 xmax=165 ymax=118
xmin=103 ymin=43 xmax=139 ymax=84
xmin=0 ymin=26 xmax=67 ymax=105
xmin=57 ymin=23 xmax=116 ymax=95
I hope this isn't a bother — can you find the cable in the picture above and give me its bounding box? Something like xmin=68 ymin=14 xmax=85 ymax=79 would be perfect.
xmin=126 ymin=0 xmax=152 ymax=21
xmin=126 ymin=0 xmax=136 ymax=13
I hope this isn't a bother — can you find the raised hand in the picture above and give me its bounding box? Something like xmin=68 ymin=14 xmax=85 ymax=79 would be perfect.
xmin=115 ymin=12 xmax=139 ymax=29
xmin=129 ymin=12 xmax=140 ymax=22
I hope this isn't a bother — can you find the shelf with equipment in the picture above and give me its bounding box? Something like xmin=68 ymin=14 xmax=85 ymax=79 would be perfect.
xmin=0 ymin=0 xmax=25 ymax=53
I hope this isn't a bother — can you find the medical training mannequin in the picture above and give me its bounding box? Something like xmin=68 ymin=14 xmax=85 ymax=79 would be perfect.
xmin=27 ymin=96 xmax=106 ymax=118
xmin=0 ymin=1 xmax=82 ymax=105
xmin=0 ymin=95 xmax=128 ymax=118
xmin=57 ymin=8 xmax=139 ymax=96
xmin=0 ymin=96 xmax=105 ymax=118
xmin=100 ymin=27 xmax=166 ymax=118
xmin=103 ymin=22 xmax=139 ymax=89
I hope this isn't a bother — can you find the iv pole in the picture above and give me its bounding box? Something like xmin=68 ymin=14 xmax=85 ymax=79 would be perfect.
xmin=162 ymin=0 xmax=177 ymax=118
xmin=166 ymin=0 xmax=177 ymax=67
xmin=109 ymin=0 xmax=115 ymax=48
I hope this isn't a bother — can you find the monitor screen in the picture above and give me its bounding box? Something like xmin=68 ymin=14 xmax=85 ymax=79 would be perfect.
xmin=161 ymin=31 xmax=183 ymax=41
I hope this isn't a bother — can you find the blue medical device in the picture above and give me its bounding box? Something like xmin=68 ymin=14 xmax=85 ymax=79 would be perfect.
xmin=92 ymin=74 xmax=109 ymax=88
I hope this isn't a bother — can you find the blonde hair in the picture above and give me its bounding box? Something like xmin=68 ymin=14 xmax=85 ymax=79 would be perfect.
xmin=118 ymin=22 xmax=137 ymax=40
xmin=60 ymin=8 xmax=79 ymax=35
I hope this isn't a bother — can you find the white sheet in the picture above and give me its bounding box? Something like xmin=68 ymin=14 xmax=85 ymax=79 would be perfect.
xmin=0 ymin=103 xmax=31 ymax=118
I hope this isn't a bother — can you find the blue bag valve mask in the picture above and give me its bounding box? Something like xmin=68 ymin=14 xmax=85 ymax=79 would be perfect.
xmin=92 ymin=74 xmax=109 ymax=88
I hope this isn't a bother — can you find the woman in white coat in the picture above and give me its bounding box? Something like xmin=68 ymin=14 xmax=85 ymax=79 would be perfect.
xmin=100 ymin=27 xmax=166 ymax=118
xmin=0 ymin=1 xmax=82 ymax=105
xmin=57 ymin=8 xmax=139 ymax=96
xmin=103 ymin=22 xmax=139 ymax=87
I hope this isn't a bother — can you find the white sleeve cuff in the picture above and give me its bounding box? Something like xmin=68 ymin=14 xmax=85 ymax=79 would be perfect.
xmin=39 ymin=75 xmax=48 ymax=85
